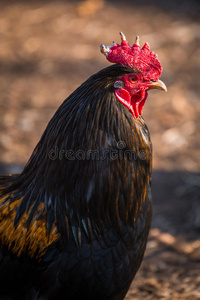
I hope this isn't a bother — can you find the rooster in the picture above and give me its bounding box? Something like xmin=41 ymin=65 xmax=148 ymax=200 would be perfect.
xmin=0 ymin=32 xmax=166 ymax=300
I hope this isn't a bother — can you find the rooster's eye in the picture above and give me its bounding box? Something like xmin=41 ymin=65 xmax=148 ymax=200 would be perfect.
xmin=130 ymin=77 xmax=136 ymax=82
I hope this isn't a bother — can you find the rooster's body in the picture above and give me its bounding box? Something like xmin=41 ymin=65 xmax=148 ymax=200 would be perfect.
xmin=0 ymin=34 xmax=166 ymax=300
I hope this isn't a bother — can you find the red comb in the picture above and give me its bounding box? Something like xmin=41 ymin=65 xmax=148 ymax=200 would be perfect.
xmin=100 ymin=32 xmax=162 ymax=81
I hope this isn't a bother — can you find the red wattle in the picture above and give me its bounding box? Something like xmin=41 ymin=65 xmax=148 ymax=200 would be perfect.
xmin=114 ymin=88 xmax=136 ymax=118
xmin=138 ymin=92 xmax=148 ymax=115
xmin=133 ymin=102 xmax=140 ymax=119
xmin=115 ymin=89 xmax=148 ymax=119
xmin=115 ymin=88 xmax=131 ymax=107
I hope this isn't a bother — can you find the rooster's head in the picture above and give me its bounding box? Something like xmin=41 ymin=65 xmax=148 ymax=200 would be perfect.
xmin=101 ymin=32 xmax=167 ymax=118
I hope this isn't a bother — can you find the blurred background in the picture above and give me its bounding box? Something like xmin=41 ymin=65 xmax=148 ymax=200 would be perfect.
xmin=0 ymin=0 xmax=200 ymax=299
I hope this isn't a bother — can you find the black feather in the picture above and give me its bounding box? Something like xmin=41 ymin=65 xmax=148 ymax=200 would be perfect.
xmin=0 ymin=64 xmax=153 ymax=299
xmin=1 ymin=64 xmax=151 ymax=241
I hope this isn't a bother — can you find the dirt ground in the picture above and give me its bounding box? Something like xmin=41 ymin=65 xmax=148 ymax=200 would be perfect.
xmin=0 ymin=0 xmax=200 ymax=299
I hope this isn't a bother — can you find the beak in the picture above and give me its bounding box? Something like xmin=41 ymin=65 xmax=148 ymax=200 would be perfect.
xmin=148 ymin=79 xmax=167 ymax=92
